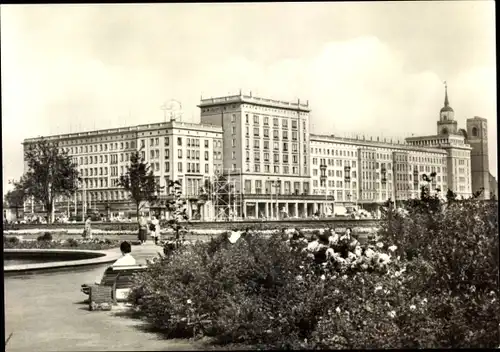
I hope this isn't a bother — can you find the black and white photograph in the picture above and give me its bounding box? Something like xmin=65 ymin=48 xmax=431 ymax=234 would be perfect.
xmin=2 ymin=2 xmax=498 ymax=350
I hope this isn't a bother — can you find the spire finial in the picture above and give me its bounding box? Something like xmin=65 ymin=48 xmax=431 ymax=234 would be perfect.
xmin=444 ymin=81 xmax=449 ymax=107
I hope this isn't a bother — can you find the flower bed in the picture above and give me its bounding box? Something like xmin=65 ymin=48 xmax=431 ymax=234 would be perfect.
xmin=126 ymin=195 xmax=499 ymax=349
xmin=3 ymin=236 xmax=121 ymax=250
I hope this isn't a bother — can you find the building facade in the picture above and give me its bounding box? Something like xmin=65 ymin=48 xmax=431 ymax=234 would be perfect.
xmin=310 ymin=135 xmax=448 ymax=212
xmin=199 ymin=93 xmax=318 ymax=219
xmin=21 ymin=86 xmax=489 ymax=220
xmin=23 ymin=121 xmax=223 ymax=219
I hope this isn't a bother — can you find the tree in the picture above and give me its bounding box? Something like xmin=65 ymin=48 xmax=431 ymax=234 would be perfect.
xmin=165 ymin=180 xmax=189 ymax=244
xmin=4 ymin=188 xmax=25 ymax=220
xmin=15 ymin=138 xmax=79 ymax=223
xmin=118 ymin=150 xmax=162 ymax=221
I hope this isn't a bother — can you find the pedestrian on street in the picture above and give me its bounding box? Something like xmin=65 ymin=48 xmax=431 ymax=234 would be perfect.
xmin=138 ymin=214 xmax=148 ymax=244
xmin=84 ymin=215 xmax=93 ymax=239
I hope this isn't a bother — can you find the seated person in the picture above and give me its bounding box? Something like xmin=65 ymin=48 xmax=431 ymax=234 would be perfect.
xmin=113 ymin=241 xmax=137 ymax=267
xmin=81 ymin=241 xmax=138 ymax=295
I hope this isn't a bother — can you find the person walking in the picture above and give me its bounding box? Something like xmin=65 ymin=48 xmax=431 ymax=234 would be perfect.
xmin=150 ymin=215 xmax=161 ymax=245
xmin=138 ymin=214 xmax=148 ymax=244
xmin=84 ymin=215 xmax=93 ymax=239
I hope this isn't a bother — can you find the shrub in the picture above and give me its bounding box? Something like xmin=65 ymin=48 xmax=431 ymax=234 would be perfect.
xmin=4 ymin=238 xmax=120 ymax=250
xmin=4 ymin=236 xmax=20 ymax=245
xmin=128 ymin=189 xmax=499 ymax=349
xmin=36 ymin=232 xmax=53 ymax=242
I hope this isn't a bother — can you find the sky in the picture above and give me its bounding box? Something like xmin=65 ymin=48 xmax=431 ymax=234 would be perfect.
xmin=1 ymin=2 xmax=497 ymax=193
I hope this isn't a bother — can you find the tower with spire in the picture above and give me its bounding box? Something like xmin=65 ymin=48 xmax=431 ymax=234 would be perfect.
xmin=437 ymin=81 xmax=458 ymax=135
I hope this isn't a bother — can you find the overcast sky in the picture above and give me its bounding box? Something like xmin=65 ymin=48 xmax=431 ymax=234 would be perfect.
xmin=1 ymin=2 xmax=496 ymax=192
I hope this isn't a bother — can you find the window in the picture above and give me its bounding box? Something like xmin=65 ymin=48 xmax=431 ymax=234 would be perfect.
xmin=292 ymin=131 xmax=298 ymax=140
xmin=256 ymin=180 xmax=262 ymax=194
xmin=204 ymin=140 xmax=209 ymax=148
xmin=264 ymin=128 xmax=269 ymax=137
xmin=205 ymin=164 xmax=209 ymax=173
xmin=471 ymin=127 xmax=478 ymax=137
xmin=177 ymin=137 xmax=182 ymax=146
xmin=291 ymin=120 xmax=298 ymax=129
xmin=232 ymin=126 xmax=236 ymax=134
xmin=245 ymin=180 xmax=252 ymax=193
xmin=178 ymin=149 xmax=182 ymax=158
xmin=150 ymin=138 xmax=154 ymax=146
xmin=264 ymin=116 xmax=269 ymax=125
xmin=273 ymin=130 xmax=279 ymax=139
xmin=165 ymin=149 xmax=170 ymax=159
xmin=150 ymin=150 xmax=154 ymax=159
xmin=273 ymin=118 xmax=279 ymax=127
xmin=253 ymin=127 xmax=259 ymax=136
xmin=283 ymin=131 xmax=288 ymax=140
xmin=254 ymin=140 xmax=260 ymax=149
xmin=253 ymin=115 xmax=259 ymax=124
xmin=178 ymin=162 xmax=182 ymax=172
xmin=232 ymin=139 xmax=236 ymax=147
xmin=165 ymin=137 xmax=170 ymax=146
xmin=231 ymin=114 xmax=236 ymax=122
xmin=204 ymin=151 xmax=209 ymax=160
xmin=232 ymin=151 xmax=236 ymax=159
xmin=165 ymin=162 xmax=170 ymax=172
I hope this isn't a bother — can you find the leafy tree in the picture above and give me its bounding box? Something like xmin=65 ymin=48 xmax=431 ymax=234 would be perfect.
xmin=162 ymin=179 xmax=190 ymax=256
xmin=118 ymin=150 xmax=163 ymax=221
xmin=14 ymin=138 xmax=79 ymax=223
xmin=4 ymin=188 xmax=25 ymax=219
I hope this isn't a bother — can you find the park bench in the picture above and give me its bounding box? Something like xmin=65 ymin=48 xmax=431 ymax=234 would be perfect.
xmin=81 ymin=265 xmax=147 ymax=311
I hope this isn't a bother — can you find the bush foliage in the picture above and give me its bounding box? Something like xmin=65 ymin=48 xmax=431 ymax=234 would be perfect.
xmin=3 ymin=236 xmax=120 ymax=250
xmin=128 ymin=185 xmax=499 ymax=349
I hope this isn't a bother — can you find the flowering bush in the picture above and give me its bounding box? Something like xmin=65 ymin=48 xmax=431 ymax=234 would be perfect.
xmin=3 ymin=236 xmax=121 ymax=250
xmin=127 ymin=190 xmax=498 ymax=349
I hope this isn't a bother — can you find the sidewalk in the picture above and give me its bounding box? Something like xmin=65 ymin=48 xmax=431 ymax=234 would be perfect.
xmin=4 ymin=241 xmax=200 ymax=351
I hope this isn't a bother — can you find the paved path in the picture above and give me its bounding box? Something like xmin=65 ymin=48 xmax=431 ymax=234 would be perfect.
xmin=4 ymin=242 xmax=203 ymax=351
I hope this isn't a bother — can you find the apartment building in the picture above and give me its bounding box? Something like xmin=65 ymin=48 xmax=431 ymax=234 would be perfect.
xmin=21 ymin=85 xmax=484 ymax=220
xmin=199 ymin=92 xmax=320 ymax=219
xmin=310 ymin=134 xmax=448 ymax=212
xmin=22 ymin=121 xmax=223 ymax=219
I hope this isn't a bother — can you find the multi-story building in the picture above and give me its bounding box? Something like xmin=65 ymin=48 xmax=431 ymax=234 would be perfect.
xmin=199 ymin=92 xmax=321 ymax=219
xmin=21 ymin=85 xmax=489 ymax=220
xmin=310 ymin=134 xmax=448 ymax=213
xmin=22 ymin=121 xmax=223 ymax=219
xmin=406 ymin=85 xmax=472 ymax=199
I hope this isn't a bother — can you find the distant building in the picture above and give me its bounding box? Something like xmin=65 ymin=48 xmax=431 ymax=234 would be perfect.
xmin=21 ymin=85 xmax=489 ymax=220
xmin=465 ymin=116 xmax=490 ymax=199
xmin=406 ymin=84 xmax=472 ymax=199
xmin=22 ymin=121 xmax=223 ymax=220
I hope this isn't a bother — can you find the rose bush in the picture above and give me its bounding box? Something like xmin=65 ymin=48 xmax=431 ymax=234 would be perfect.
xmin=127 ymin=192 xmax=498 ymax=349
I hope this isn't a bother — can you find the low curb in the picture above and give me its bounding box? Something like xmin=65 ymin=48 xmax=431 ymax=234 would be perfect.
xmin=4 ymin=248 xmax=122 ymax=274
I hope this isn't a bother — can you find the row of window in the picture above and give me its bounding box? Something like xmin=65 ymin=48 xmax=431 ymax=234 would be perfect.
xmin=76 ymin=153 xmax=133 ymax=166
xmin=63 ymin=141 xmax=136 ymax=155
xmin=242 ymin=152 xmax=300 ymax=163
xmin=313 ymin=158 xmax=357 ymax=167
xmin=239 ymin=114 xmax=303 ymax=130
xmin=140 ymin=137 xmax=217 ymax=149
xmin=244 ymin=139 xmax=302 ymax=152
xmin=312 ymin=148 xmax=357 ymax=157
xmin=243 ymin=164 xmax=305 ymax=175
xmin=243 ymin=179 xmax=310 ymax=195
xmin=244 ymin=127 xmax=300 ymax=140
